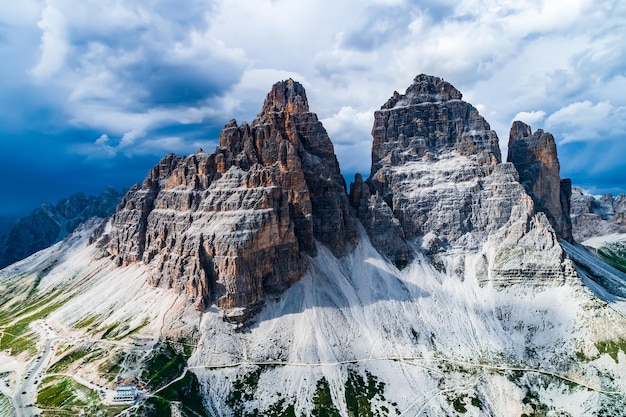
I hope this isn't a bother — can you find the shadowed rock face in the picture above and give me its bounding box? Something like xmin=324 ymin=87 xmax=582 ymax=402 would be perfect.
xmin=0 ymin=187 xmax=122 ymax=269
xmin=507 ymin=121 xmax=573 ymax=242
xmin=100 ymin=79 xmax=357 ymax=320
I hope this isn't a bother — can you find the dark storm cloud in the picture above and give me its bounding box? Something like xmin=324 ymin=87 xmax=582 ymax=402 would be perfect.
xmin=30 ymin=0 xmax=247 ymax=123
xmin=0 ymin=0 xmax=247 ymax=218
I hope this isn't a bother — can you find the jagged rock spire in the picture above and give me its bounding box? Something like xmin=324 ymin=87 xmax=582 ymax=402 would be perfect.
xmin=507 ymin=120 xmax=573 ymax=241
xmin=260 ymin=78 xmax=309 ymax=114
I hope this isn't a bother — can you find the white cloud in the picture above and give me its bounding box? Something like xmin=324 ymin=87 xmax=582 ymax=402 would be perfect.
xmin=91 ymin=134 xmax=116 ymax=158
xmin=322 ymin=106 xmax=373 ymax=138
xmin=546 ymin=101 xmax=626 ymax=143
xmin=95 ymin=134 xmax=109 ymax=145
xmin=27 ymin=0 xmax=248 ymax=142
xmin=547 ymin=101 xmax=612 ymax=127
xmin=81 ymin=132 xmax=204 ymax=159
xmin=322 ymin=106 xmax=375 ymax=175
xmin=30 ymin=3 xmax=68 ymax=80
xmin=120 ymin=129 xmax=145 ymax=148
xmin=0 ymin=1 xmax=42 ymax=24
xmin=512 ymin=111 xmax=546 ymax=127
xmin=69 ymin=103 xmax=219 ymax=136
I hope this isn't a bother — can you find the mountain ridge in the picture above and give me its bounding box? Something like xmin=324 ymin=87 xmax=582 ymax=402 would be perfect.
xmin=0 ymin=187 xmax=122 ymax=269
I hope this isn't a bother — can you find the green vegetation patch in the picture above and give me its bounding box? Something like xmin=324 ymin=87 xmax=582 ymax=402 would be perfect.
xmin=36 ymin=376 xmax=92 ymax=408
xmin=596 ymin=338 xmax=626 ymax=363
xmin=452 ymin=396 xmax=468 ymax=413
xmin=1 ymin=287 xmax=66 ymax=323
xmin=37 ymin=376 xmax=128 ymax=417
xmin=312 ymin=376 xmax=341 ymax=417
xmin=520 ymin=388 xmax=550 ymax=417
xmin=264 ymin=399 xmax=297 ymax=417
xmin=223 ymin=367 xmax=395 ymax=417
xmin=74 ymin=314 xmax=100 ymax=330
xmin=446 ymin=393 xmax=481 ymax=414
xmin=97 ymin=319 xmax=150 ymax=340
xmin=49 ymin=344 xmax=101 ymax=373
xmin=594 ymin=242 xmax=626 ymax=273
xmin=100 ymin=322 xmax=125 ymax=339
xmin=0 ymin=289 xmax=71 ymax=354
xmin=0 ymin=318 xmax=38 ymax=355
xmin=225 ymin=366 xmax=302 ymax=417
xmin=344 ymin=368 xmax=393 ymax=417
xmin=143 ymin=341 xmax=189 ymax=390
xmin=313 ymin=369 xmax=396 ymax=417
xmin=97 ymin=349 xmax=125 ymax=379
xmin=143 ymin=371 xmax=210 ymax=417
xmin=226 ymin=365 xmax=265 ymax=416
xmin=0 ymin=392 xmax=14 ymax=416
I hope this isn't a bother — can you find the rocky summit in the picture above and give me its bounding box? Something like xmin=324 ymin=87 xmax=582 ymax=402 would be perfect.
xmin=352 ymin=74 xmax=501 ymax=262
xmin=98 ymin=79 xmax=357 ymax=320
xmin=102 ymin=75 xmax=582 ymax=317
xmin=350 ymin=74 xmax=574 ymax=287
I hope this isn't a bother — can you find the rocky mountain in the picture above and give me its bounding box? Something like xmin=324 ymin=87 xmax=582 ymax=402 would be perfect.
xmin=1 ymin=75 xmax=626 ymax=417
xmin=507 ymin=121 xmax=572 ymax=242
xmin=570 ymin=186 xmax=626 ymax=242
xmin=570 ymin=187 xmax=626 ymax=274
xmin=98 ymin=79 xmax=357 ymax=320
xmin=0 ymin=187 xmax=122 ymax=269
xmin=350 ymin=75 xmax=574 ymax=288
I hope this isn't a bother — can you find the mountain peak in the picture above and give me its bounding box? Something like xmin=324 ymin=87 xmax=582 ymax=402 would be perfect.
xmin=260 ymin=78 xmax=309 ymax=115
xmin=507 ymin=121 xmax=573 ymax=241
xmin=382 ymin=74 xmax=463 ymax=109
xmin=99 ymin=79 xmax=356 ymax=319
xmin=509 ymin=120 xmax=533 ymax=139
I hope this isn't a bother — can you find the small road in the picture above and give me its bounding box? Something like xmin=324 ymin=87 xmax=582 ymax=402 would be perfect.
xmin=151 ymin=368 xmax=189 ymax=396
xmin=13 ymin=331 xmax=59 ymax=417
xmin=187 ymin=355 xmax=620 ymax=396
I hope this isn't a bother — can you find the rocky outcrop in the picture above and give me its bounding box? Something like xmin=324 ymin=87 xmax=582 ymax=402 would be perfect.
xmin=351 ymin=74 xmax=575 ymax=286
xmin=99 ymin=79 xmax=357 ymax=319
xmin=352 ymin=75 xmax=514 ymax=259
xmin=0 ymin=187 xmax=122 ymax=269
xmin=507 ymin=121 xmax=573 ymax=241
xmin=570 ymin=187 xmax=626 ymax=242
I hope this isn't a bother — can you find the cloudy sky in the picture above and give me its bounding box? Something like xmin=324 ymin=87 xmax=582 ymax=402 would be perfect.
xmin=1 ymin=0 xmax=625 ymax=228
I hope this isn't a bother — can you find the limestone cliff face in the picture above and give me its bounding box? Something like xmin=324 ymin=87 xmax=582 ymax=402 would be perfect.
xmin=507 ymin=121 xmax=573 ymax=241
xmin=99 ymin=80 xmax=357 ymax=319
xmin=351 ymin=74 xmax=575 ymax=286
xmin=352 ymin=74 xmax=513 ymax=259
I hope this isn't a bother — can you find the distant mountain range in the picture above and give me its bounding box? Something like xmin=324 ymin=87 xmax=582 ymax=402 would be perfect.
xmin=0 ymin=187 xmax=122 ymax=269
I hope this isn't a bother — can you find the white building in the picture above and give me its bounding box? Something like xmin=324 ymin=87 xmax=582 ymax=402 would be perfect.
xmin=112 ymin=384 xmax=138 ymax=403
